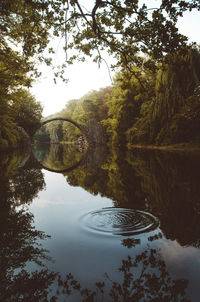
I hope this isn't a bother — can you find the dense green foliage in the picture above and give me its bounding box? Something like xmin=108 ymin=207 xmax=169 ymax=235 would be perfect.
xmin=48 ymin=47 xmax=200 ymax=148
xmin=125 ymin=47 xmax=200 ymax=145
xmin=0 ymin=84 xmax=42 ymax=149
xmin=0 ymin=21 xmax=43 ymax=149
xmin=1 ymin=0 xmax=199 ymax=73
xmin=0 ymin=0 xmax=64 ymax=150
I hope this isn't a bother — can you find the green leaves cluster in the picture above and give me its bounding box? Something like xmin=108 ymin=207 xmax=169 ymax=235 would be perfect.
xmin=0 ymin=1 xmax=47 ymax=148
xmin=0 ymin=86 xmax=42 ymax=149
xmin=0 ymin=0 xmax=67 ymax=149
xmin=126 ymin=47 xmax=200 ymax=145
xmin=62 ymin=0 xmax=200 ymax=74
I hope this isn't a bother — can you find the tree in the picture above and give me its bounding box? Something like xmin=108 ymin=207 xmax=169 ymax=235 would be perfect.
xmin=61 ymin=0 xmax=200 ymax=79
xmin=0 ymin=41 xmax=34 ymax=149
xmin=10 ymin=89 xmax=43 ymax=137
xmin=127 ymin=47 xmax=200 ymax=145
xmin=1 ymin=1 xmax=200 ymax=81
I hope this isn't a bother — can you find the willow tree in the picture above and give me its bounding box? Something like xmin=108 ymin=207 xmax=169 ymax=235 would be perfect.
xmin=126 ymin=47 xmax=200 ymax=145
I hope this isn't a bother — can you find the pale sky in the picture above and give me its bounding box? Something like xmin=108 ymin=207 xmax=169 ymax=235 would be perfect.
xmin=30 ymin=6 xmax=200 ymax=117
xmin=31 ymin=57 xmax=113 ymax=117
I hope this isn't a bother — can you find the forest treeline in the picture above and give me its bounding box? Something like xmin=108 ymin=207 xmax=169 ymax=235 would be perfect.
xmin=2 ymin=46 xmax=200 ymax=150
xmin=47 ymin=46 xmax=200 ymax=148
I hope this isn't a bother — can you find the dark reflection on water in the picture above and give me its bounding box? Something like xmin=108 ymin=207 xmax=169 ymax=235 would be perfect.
xmin=0 ymin=150 xmax=57 ymax=301
xmin=126 ymin=149 xmax=200 ymax=248
xmin=0 ymin=146 xmax=200 ymax=301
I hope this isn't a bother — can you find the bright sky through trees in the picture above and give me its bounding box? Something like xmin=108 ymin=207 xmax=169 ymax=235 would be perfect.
xmin=30 ymin=5 xmax=200 ymax=117
xmin=31 ymin=54 xmax=113 ymax=117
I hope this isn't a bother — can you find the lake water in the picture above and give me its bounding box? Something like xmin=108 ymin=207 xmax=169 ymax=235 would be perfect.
xmin=1 ymin=144 xmax=200 ymax=301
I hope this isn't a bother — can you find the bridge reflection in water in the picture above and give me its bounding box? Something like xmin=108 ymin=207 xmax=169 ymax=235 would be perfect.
xmin=32 ymin=142 xmax=107 ymax=174
xmin=32 ymin=117 xmax=106 ymax=173
xmin=32 ymin=142 xmax=85 ymax=173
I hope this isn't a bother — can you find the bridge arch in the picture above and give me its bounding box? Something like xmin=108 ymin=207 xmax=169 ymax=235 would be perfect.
xmin=36 ymin=117 xmax=104 ymax=146
xmin=40 ymin=117 xmax=88 ymax=142
xmin=42 ymin=117 xmax=84 ymax=132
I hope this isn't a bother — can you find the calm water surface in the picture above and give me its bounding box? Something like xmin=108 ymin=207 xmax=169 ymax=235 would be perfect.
xmin=1 ymin=144 xmax=200 ymax=301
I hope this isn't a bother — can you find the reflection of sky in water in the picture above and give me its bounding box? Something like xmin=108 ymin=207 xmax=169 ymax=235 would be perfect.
xmin=160 ymin=240 xmax=200 ymax=301
xmin=31 ymin=170 xmax=101 ymax=207
xmin=29 ymin=170 xmax=200 ymax=302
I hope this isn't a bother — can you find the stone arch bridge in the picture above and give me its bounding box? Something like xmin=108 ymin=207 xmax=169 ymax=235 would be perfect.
xmin=41 ymin=117 xmax=104 ymax=146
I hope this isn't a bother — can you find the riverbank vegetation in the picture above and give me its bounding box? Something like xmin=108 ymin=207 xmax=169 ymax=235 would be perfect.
xmin=0 ymin=33 xmax=43 ymax=149
xmin=48 ymin=46 xmax=200 ymax=149
xmin=0 ymin=0 xmax=44 ymax=149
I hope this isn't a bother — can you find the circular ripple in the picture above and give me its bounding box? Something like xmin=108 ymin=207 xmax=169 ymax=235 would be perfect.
xmin=80 ymin=208 xmax=159 ymax=236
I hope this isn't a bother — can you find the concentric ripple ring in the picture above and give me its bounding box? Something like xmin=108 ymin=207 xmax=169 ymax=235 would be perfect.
xmin=79 ymin=208 xmax=159 ymax=236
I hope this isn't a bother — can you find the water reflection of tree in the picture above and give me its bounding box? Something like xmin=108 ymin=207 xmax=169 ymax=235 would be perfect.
xmin=54 ymin=243 xmax=189 ymax=301
xmin=127 ymin=149 xmax=200 ymax=248
xmin=0 ymin=208 xmax=57 ymax=302
xmin=9 ymin=158 xmax=45 ymax=206
xmin=65 ymin=147 xmax=146 ymax=206
xmin=0 ymin=150 xmax=57 ymax=301
xmin=65 ymin=145 xmax=200 ymax=248
xmin=0 ymin=149 xmax=193 ymax=301
xmin=0 ymin=151 xmax=45 ymax=207
xmin=108 ymin=248 xmax=189 ymax=302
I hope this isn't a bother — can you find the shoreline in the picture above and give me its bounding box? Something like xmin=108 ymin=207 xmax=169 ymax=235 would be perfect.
xmin=127 ymin=143 xmax=200 ymax=154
